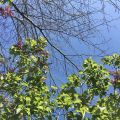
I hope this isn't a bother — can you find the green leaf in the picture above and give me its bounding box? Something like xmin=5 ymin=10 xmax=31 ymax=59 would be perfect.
xmin=16 ymin=108 xmax=22 ymax=114
xmin=31 ymin=40 xmax=37 ymax=47
xmin=26 ymin=108 xmax=31 ymax=115
xmin=0 ymin=103 xmax=3 ymax=108
xmin=26 ymin=97 xmax=31 ymax=105
xmin=21 ymin=82 xmax=28 ymax=87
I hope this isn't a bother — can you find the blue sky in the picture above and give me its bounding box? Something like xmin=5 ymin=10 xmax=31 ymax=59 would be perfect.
xmin=47 ymin=2 xmax=120 ymax=87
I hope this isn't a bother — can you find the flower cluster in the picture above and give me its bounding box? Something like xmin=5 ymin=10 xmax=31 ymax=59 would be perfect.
xmin=0 ymin=6 xmax=14 ymax=17
xmin=109 ymin=70 xmax=120 ymax=86
xmin=17 ymin=40 xmax=23 ymax=49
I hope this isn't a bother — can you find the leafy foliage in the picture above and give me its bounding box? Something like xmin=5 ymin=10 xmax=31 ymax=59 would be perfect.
xmin=0 ymin=37 xmax=52 ymax=119
xmin=0 ymin=38 xmax=120 ymax=119
xmin=54 ymin=55 xmax=120 ymax=119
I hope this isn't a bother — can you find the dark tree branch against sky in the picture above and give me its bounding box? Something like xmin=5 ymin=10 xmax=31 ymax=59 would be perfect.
xmin=0 ymin=0 xmax=120 ymax=85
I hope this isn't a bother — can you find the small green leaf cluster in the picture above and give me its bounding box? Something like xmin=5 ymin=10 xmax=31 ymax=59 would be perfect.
xmin=102 ymin=53 xmax=120 ymax=67
xmin=81 ymin=58 xmax=110 ymax=97
xmin=102 ymin=53 xmax=120 ymax=88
